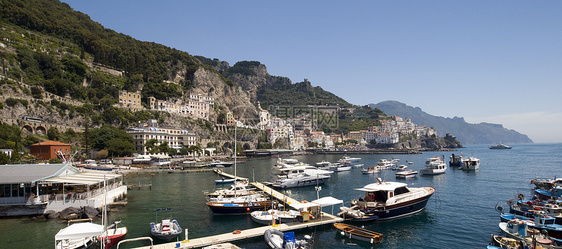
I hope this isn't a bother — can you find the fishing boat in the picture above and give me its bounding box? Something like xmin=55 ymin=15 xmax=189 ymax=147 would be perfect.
xmin=55 ymin=221 xmax=103 ymax=249
xmin=449 ymin=154 xmax=465 ymax=167
xmin=340 ymin=178 xmax=435 ymax=221
xmin=333 ymin=223 xmax=383 ymax=244
xmin=420 ymin=156 xmax=447 ymax=175
xmin=395 ymin=170 xmax=418 ymax=179
xmin=149 ymin=208 xmax=182 ymax=241
xmin=264 ymin=229 xmax=310 ymax=249
xmin=458 ymin=156 xmax=480 ymax=171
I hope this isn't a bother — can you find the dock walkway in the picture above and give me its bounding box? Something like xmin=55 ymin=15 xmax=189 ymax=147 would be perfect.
xmin=131 ymin=172 xmax=343 ymax=248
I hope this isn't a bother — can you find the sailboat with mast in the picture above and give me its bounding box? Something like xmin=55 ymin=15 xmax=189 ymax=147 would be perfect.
xmin=99 ymin=176 xmax=127 ymax=248
xmin=206 ymin=124 xmax=275 ymax=213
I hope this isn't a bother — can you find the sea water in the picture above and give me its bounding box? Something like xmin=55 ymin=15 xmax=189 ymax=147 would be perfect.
xmin=1 ymin=143 xmax=560 ymax=248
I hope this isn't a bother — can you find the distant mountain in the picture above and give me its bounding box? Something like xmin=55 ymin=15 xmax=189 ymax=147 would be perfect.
xmin=370 ymin=101 xmax=533 ymax=145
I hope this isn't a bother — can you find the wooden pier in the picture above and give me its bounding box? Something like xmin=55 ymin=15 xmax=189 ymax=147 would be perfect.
xmin=131 ymin=172 xmax=343 ymax=249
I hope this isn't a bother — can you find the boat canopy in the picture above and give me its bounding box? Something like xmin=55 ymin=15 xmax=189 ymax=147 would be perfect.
xmin=55 ymin=223 xmax=104 ymax=240
xmin=312 ymin=196 xmax=343 ymax=207
xmin=356 ymin=182 xmax=407 ymax=192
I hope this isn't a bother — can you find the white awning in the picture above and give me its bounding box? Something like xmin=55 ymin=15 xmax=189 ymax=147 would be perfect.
xmin=42 ymin=172 xmax=121 ymax=185
xmin=55 ymin=222 xmax=104 ymax=240
xmin=292 ymin=202 xmax=321 ymax=209
xmin=311 ymin=196 xmax=343 ymax=207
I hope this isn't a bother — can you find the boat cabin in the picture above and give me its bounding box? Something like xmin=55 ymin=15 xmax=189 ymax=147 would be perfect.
xmin=355 ymin=181 xmax=410 ymax=206
xmin=534 ymin=212 xmax=557 ymax=226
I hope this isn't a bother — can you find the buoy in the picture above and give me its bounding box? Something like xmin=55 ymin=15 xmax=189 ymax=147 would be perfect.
xmin=233 ymin=230 xmax=241 ymax=234
xmin=246 ymin=208 xmax=250 ymax=212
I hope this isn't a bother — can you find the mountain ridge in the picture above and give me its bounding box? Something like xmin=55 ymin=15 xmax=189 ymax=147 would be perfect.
xmin=370 ymin=101 xmax=533 ymax=145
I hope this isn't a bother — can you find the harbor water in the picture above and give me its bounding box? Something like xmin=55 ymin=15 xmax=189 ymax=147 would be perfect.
xmin=1 ymin=143 xmax=560 ymax=248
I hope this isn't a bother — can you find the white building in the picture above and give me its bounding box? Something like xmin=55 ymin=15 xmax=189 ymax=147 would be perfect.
xmin=375 ymin=133 xmax=400 ymax=144
xmin=127 ymin=121 xmax=196 ymax=155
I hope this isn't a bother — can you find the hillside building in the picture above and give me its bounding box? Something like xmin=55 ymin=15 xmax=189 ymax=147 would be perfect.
xmin=188 ymin=94 xmax=214 ymax=120
xmin=118 ymin=90 xmax=143 ymax=110
xmin=29 ymin=141 xmax=71 ymax=161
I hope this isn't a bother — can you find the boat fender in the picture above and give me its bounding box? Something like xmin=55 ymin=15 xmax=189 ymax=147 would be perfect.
xmin=370 ymin=237 xmax=374 ymax=244
xmin=340 ymin=231 xmax=345 ymax=236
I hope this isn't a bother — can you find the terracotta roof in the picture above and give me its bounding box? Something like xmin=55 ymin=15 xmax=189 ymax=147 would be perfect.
xmin=31 ymin=141 xmax=70 ymax=146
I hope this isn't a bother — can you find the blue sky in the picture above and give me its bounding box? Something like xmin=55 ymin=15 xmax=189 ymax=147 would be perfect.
xmin=62 ymin=1 xmax=562 ymax=143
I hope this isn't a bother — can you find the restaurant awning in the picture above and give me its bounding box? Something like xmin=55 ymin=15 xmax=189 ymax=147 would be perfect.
xmin=42 ymin=171 xmax=122 ymax=185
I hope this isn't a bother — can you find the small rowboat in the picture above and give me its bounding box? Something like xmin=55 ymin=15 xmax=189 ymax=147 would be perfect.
xmin=333 ymin=223 xmax=383 ymax=244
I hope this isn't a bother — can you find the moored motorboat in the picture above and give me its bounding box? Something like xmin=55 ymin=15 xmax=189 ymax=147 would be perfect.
xmin=149 ymin=208 xmax=182 ymax=241
xmin=206 ymin=195 xmax=276 ymax=214
xmin=340 ymin=178 xmax=435 ymax=221
xmin=395 ymin=170 xmax=418 ymax=179
xmin=250 ymin=209 xmax=301 ymax=225
xmin=338 ymin=156 xmax=362 ymax=163
xmin=420 ymin=156 xmax=447 ymax=175
xmin=458 ymin=156 xmax=480 ymax=171
xmin=361 ymin=166 xmax=380 ymax=174
xmin=490 ymin=143 xmax=512 ymax=149
xmin=333 ymin=223 xmax=383 ymax=244
xmin=264 ymin=229 xmax=310 ymax=249
xmin=55 ymin=222 xmax=103 ymax=249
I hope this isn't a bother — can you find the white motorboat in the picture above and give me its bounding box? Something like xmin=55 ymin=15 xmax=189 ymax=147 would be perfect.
xmin=334 ymin=162 xmax=352 ymax=172
xmin=272 ymin=172 xmax=331 ymax=188
xmin=458 ymin=156 xmax=480 ymax=171
xmin=361 ymin=166 xmax=380 ymax=174
xmin=395 ymin=170 xmax=418 ymax=179
xmin=209 ymin=160 xmax=234 ymax=167
xmin=338 ymin=156 xmax=362 ymax=163
xmin=376 ymin=159 xmax=394 ymax=169
xmin=315 ymin=161 xmax=332 ymax=170
xmin=205 ymin=180 xmax=257 ymax=200
xmin=55 ymin=222 xmax=103 ymax=249
xmin=420 ymin=156 xmax=447 ymax=175
xmin=490 ymin=143 xmax=512 ymax=149
xmin=250 ymin=209 xmax=301 ymax=225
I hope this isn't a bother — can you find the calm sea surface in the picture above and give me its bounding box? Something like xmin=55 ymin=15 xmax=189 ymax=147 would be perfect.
xmin=1 ymin=143 xmax=561 ymax=249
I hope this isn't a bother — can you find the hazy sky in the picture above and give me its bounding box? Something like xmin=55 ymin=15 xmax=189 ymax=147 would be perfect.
xmin=62 ymin=1 xmax=562 ymax=143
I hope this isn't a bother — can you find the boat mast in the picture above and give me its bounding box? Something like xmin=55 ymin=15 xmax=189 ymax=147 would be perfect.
xmin=234 ymin=124 xmax=237 ymax=197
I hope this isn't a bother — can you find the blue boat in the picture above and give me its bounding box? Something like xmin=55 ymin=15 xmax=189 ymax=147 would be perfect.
xmin=340 ymin=178 xmax=435 ymax=221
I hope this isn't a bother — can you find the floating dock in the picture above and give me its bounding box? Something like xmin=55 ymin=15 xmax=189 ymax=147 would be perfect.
xmin=130 ymin=172 xmax=343 ymax=249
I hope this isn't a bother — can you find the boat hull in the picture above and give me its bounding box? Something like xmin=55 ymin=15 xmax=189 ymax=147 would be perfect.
xmin=347 ymin=192 xmax=434 ymax=222
xmin=207 ymin=201 xmax=275 ymax=214
xmin=273 ymin=177 xmax=328 ymax=188
xmin=334 ymin=223 xmax=383 ymax=244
